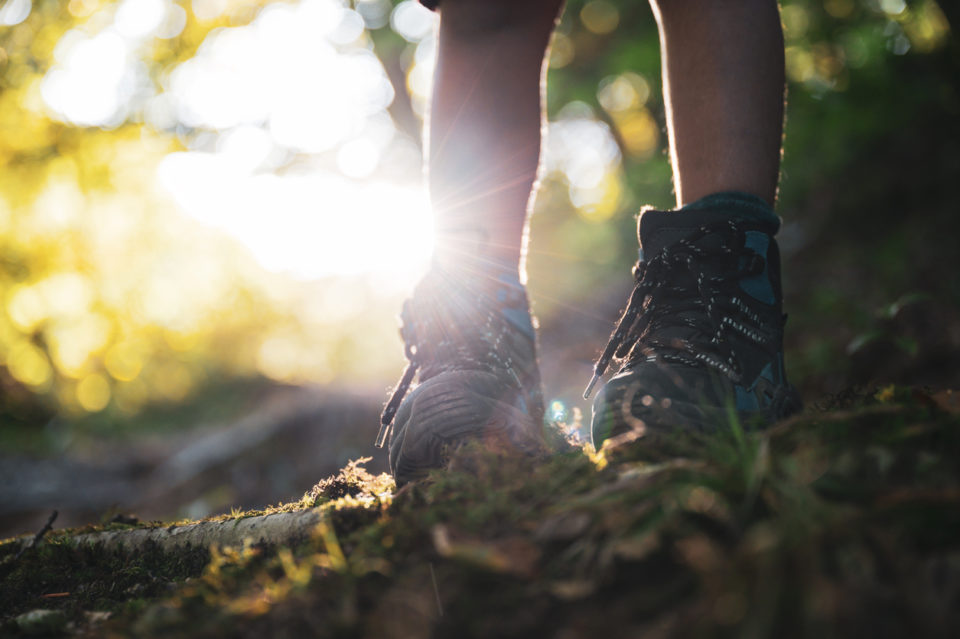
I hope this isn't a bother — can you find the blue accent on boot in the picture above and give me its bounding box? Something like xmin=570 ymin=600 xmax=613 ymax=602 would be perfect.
xmin=496 ymin=272 xmax=523 ymax=288
xmin=758 ymin=361 xmax=775 ymax=384
xmin=740 ymin=231 xmax=775 ymax=305
xmin=496 ymin=273 xmax=536 ymax=341
xmin=736 ymin=386 xmax=759 ymax=411
xmin=771 ymin=354 xmax=787 ymax=386
xmin=737 ymin=362 xmax=776 ymax=411
xmin=502 ymin=307 xmax=535 ymax=341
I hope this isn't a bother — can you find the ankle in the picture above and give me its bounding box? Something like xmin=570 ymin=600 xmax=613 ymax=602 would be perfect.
xmin=432 ymin=227 xmax=523 ymax=281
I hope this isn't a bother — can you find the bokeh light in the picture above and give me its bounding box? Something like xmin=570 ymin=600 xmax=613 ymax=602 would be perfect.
xmin=580 ymin=0 xmax=619 ymax=35
xmin=1 ymin=0 xmax=445 ymax=417
xmin=0 ymin=0 xmax=31 ymax=26
xmin=546 ymin=102 xmax=624 ymax=221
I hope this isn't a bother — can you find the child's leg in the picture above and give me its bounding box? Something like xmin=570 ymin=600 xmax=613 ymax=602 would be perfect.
xmin=428 ymin=0 xmax=563 ymax=272
xmin=651 ymin=0 xmax=785 ymax=207
xmin=381 ymin=0 xmax=564 ymax=484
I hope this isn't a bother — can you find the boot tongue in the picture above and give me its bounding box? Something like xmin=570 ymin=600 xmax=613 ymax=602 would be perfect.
xmin=637 ymin=209 xmax=686 ymax=259
xmin=636 ymin=208 xmax=724 ymax=261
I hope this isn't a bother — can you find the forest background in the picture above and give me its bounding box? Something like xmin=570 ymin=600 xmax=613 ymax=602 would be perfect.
xmin=0 ymin=0 xmax=958 ymax=537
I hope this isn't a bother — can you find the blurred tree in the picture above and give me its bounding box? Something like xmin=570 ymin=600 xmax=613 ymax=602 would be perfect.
xmin=0 ymin=0 xmax=411 ymax=442
xmin=0 ymin=0 xmax=955 ymax=443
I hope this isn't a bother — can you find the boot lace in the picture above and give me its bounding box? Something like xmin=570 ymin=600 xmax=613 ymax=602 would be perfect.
xmin=584 ymin=220 xmax=771 ymax=399
xmin=377 ymin=282 xmax=529 ymax=447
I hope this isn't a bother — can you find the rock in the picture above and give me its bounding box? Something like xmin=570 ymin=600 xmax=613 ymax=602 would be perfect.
xmin=14 ymin=609 xmax=67 ymax=635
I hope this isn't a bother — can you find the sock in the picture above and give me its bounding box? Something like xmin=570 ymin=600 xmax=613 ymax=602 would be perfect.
xmin=680 ymin=190 xmax=779 ymax=224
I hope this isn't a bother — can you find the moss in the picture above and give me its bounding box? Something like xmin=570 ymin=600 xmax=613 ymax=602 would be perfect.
xmin=3 ymin=386 xmax=959 ymax=637
xmin=0 ymin=537 xmax=210 ymax=635
xmin=303 ymin=457 xmax=393 ymax=506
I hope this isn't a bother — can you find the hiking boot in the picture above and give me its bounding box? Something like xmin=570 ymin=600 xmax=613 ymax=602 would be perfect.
xmin=378 ymin=265 xmax=546 ymax=485
xmin=586 ymin=195 xmax=802 ymax=448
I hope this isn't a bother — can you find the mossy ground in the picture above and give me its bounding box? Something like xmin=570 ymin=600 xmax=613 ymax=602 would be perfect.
xmin=2 ymin=386 xmax=959 ymax=638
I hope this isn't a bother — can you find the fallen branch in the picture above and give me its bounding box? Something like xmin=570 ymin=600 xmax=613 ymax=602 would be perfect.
xmin=8 ymin=508 xmax=324 ymax=556
xmin=13 ymin=510 xmax=58 ymax=560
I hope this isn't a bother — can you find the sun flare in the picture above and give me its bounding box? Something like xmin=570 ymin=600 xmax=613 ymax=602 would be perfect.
xmin=158 ymin=151 xmax=435 ymax=286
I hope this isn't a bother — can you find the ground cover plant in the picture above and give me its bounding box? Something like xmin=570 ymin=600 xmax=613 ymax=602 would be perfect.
xmin=2 ymin=385 xmax=958 ymax=638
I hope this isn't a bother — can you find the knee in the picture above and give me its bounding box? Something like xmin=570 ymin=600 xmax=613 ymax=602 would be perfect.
xmin=440 ymin=0 xmax=563 ymax=37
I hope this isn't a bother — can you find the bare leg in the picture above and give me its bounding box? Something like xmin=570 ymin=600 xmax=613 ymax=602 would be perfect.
xmin=428 ymin=0 xmax=564 ymax=272
xmin=650 ymin=0 xmax=785 ymax=207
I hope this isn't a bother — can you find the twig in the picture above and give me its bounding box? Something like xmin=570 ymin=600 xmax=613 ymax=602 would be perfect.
xmin=429 ymin=562 xmax=443 ymax=617
xmin=14 ymin=510 xmax=58 ymax=560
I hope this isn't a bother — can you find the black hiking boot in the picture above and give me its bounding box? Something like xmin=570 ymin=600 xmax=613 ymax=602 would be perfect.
xmin=586 ymin=196 xmax=802 ymax=448
xmin=378 ymin=265 xmax=546 ymax=485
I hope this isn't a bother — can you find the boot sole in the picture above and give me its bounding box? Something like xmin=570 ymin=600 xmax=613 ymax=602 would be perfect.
xmin=390 ymin=370 xmax=544 ymax=485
